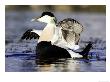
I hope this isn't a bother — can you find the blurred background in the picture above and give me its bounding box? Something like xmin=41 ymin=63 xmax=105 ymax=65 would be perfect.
xmin=5 ymin=5 xmax=106 ymax=51
xmin=5 ymin=5 xmax=106 ymax=72
xmin=6 ymin=5 xmax=105 ymax=12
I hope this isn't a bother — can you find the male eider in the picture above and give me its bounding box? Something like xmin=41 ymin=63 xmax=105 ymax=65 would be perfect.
xmin=21 ymin=12 xmax=92 ymax=60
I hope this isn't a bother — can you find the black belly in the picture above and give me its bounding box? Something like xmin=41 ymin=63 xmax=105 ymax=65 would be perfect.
xmin=35 ymin=41 xmax=92 ymax=64
xmin=36 ymin=41 xmax=71 ymax=59
xmin=36 ymin=41 xmax=71 ymax=64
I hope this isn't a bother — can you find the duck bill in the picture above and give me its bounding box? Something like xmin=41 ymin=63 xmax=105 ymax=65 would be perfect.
xmin=31 ymin=18 xmax=36 ymax=22
xmin=31 ymin=17 xmax=41 ymax=22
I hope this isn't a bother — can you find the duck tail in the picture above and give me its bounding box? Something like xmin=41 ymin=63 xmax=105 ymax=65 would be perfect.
xmin=79 ymin=42 xmax=93 ymax=59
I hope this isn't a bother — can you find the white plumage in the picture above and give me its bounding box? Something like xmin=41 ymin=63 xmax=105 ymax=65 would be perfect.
xmin=21 ymin=12 xmax=83 ymax=58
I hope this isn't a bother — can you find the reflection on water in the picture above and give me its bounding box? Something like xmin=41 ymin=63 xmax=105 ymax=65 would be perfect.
xmin=5 ymin=11 xmax=106 ymax=72
xmin=5 ymin=53 xmax=106 ymax=72
xmin=36 ymin=59 xmax=81 ymax=72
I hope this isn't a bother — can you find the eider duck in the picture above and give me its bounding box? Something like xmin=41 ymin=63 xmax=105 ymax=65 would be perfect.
xmin=21 ymin=12 xmax=92 ymax=61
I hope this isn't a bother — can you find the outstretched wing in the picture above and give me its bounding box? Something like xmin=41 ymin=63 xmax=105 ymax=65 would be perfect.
xmin=21 ymin=29 xmax=42 ymax=40
xmin=57 ymin=18 xmax=83 ymax=44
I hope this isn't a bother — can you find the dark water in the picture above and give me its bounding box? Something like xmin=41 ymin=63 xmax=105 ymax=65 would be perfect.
xmin=5 ymin=53 xmax=106 ymax=72
xmin=5 ymin=11 xmax=106 ymax=72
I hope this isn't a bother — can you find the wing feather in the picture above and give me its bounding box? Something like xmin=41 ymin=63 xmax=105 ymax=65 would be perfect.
xmin=57 ymin=18 xmax=83 ymax=44
xmin=21 ymin=29 xmax=40 ymax=40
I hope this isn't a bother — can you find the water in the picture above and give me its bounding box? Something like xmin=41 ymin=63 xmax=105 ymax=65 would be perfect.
xmin=5 ymin=11 xmax=106 ymax=72
xmin=5 ymin=55 xmax=106 ymax=72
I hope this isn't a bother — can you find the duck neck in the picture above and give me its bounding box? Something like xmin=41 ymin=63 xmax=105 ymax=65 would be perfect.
xmin=44 ymin=21 xmax=56 ymax=31
xmin=38 ymin=21 xmax=56 ymax=42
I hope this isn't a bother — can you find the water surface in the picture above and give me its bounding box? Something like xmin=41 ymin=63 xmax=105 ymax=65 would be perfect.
xmin=5 ymin=12 xmax=106 ymax=72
